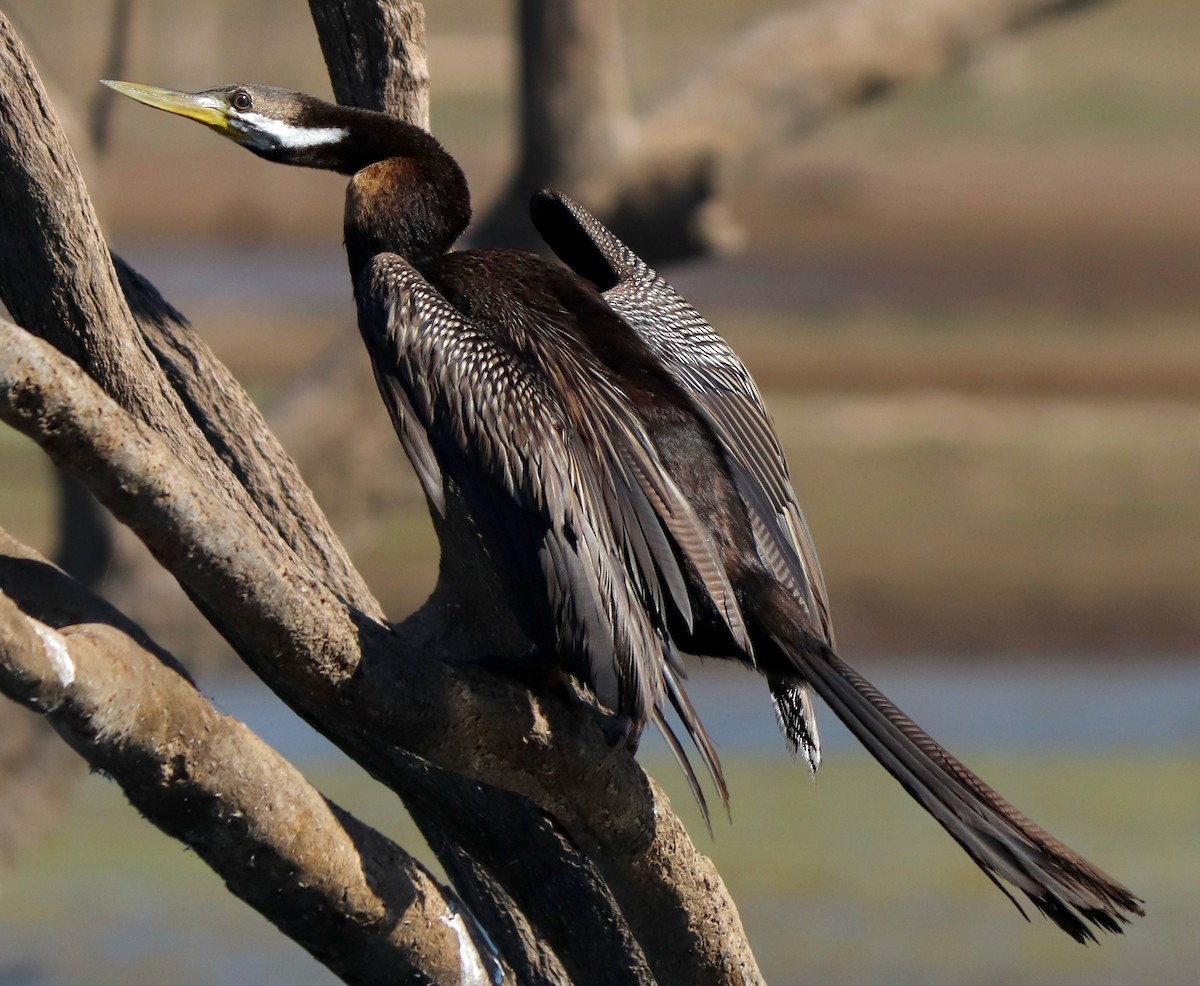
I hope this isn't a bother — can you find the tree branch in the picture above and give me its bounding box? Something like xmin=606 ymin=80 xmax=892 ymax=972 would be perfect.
xmin=0 ymin=303 xmax=758 ymax=982
xmin=477 ymin=0 xmax=1112 ymax=263
xmin=309 ymin=0 xmax=431 ymax=124
xmin=0 ymin=531 xmax=506 ymax=986
xmin=0 ymin=13 xmax=377 ymax=616
xmin=0 ymin=313 xmax=664 ymax=868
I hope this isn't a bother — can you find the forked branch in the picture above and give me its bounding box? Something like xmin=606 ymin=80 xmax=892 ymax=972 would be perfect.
xmin=0 ymin=6 xmax=762 ymax=983
xmin=0 ymin=531 xmax=504 ymax=986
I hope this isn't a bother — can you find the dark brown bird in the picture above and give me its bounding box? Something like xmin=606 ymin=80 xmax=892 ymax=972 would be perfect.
xmin=103 ymin=79 xmax=1143 ymax=942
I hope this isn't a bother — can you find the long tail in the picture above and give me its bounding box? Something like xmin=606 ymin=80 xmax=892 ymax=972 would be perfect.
xmin=753 ymin=581 xmax=1144 ymax=942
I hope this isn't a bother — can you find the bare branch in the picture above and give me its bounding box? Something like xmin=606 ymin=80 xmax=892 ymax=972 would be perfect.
xmin=88 ymin=0 xmax=135 ymax=152
xmin=0 ymin=317 xmax=594 ymax=838
xmin=0 ymin=15 xmax=175 ymax=423
xmin=0 ymin=308 xmax=759 ymax=982
xmin=477 ymin=0 xmax=1112 ymax=262
xmin=4 ymin=8 xmax=582 ymax=978
xmin=113 ymin=255 xmax=381 ymax=615
xmin=0 ymin=13 xmax=377 ymax=615
xmin=0 ymin=316 xmax=366 ymax=692
xmin=0 ymin=533 xmax=506 ymax=986
xmin=515 ymin=0 xmax=628 ymax=189
xmin=309 ymin=0 xmax=430 ymax=124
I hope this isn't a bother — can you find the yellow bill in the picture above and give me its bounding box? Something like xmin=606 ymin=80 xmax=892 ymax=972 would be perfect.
xmin=101 ymin=80 xmax=232 ymax=133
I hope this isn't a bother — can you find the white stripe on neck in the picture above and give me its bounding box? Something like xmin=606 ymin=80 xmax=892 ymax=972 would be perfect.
xmin=240 ymin=112 xmax=348 ymax=149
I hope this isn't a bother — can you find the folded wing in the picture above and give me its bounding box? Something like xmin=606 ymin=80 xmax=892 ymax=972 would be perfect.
xmin=531 ymin=190 xmax=832 ymax=768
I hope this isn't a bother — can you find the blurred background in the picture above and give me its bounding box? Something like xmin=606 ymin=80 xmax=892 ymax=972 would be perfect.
xmin=0 ymin=1 xmax=1196 ymax=984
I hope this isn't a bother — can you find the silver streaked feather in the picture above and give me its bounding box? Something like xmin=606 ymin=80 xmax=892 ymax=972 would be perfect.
xmin=533 ymin=190 xmax=833 ymax=770
xmin=355 ymin=252 xmax=730 ymax=804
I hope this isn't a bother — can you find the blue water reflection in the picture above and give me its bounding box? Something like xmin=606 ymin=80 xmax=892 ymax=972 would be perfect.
xmin=205 ymin=657 xmax=1200 ymax=766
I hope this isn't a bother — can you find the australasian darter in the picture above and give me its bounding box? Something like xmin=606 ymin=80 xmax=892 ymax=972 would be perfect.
xmin=102 ymin=78 xmax=1143 ymax=942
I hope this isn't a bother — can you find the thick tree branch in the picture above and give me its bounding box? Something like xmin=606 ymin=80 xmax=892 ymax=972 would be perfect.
xmin=0 ymin=316 xmax=371 ymax=694
xmin=112 ymin=256 xmax=380 ymax=614
xmin=0 ymin=15 xmax=198 ymax=436
xmin=309 ymin=0 xmax=430 ymax=124
xmin=0 ymin=315 xmax=634 ymax=851
xmin=0 ymin=307 xmax=760 ymax=982
xmin=0 ymin=13 xmax=377 ymax=616
xmin=0 ymin=533 xmax=506 ymax=986
xmin=0 ymin=0 xmax=140 ymax=893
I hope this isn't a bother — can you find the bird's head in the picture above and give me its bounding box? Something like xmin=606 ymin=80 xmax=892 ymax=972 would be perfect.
xmin=102 ymin=78 xmax=473 ymax=268
xmin=101 ymin=80 xmax=355 ymax=171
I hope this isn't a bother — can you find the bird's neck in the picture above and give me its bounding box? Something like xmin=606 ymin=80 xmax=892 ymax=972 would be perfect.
xmin=340 ymin=115 xmax=471 ymax=277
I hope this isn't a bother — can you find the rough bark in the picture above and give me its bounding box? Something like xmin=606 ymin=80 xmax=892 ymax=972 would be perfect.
xmin=0 ymin=309 xmax=760 ymax=984
xmin=309 ymin=0 xmax=431 ymax=124
xmin=0 ymin=13 xmax=374 ymax=614
xmin=0 ymin=0 xmax=141 ymax=894
xmin=0 ymin=533 xmax=505 ymax=986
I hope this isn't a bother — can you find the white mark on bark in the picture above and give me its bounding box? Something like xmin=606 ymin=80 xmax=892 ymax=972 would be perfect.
xmin=440 ymin=908 xmax=494 ymax=986
xmin=32 ymin=620 xmax=75 ymax=686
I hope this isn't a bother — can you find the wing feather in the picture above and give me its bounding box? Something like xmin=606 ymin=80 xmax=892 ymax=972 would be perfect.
xmin=354 ymin=252 xmax=728 ymax=803
xmin=531 ymin=190 xmax=832 ymax=639
xmin=532 ymin=189 xmax=834 ymax=767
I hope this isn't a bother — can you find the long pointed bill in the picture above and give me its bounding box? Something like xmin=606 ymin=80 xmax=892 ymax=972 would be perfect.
xmin=101 ymin=80 xmax=232 ymax=134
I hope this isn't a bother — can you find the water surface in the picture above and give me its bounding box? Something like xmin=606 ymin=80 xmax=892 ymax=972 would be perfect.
xmin=2 ymin=659 xmax=1195 ymax=986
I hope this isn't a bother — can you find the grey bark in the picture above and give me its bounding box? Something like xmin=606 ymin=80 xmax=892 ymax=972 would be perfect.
xmin=0 ymin=531 xmax=505 ymax=986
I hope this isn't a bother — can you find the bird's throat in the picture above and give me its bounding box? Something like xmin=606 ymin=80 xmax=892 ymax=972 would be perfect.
xmin=344 ymin=152 xmax=471 ymax=278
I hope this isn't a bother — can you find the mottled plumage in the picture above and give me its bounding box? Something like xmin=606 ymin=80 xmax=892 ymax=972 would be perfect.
xmin=356 ymin=249 xmax=737 ymax=805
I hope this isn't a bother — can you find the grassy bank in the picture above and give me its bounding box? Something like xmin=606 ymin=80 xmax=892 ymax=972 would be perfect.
xmin=3 ymin=748 xmax=1194 ymax=984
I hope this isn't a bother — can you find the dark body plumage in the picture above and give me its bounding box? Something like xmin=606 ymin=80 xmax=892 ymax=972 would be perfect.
xmin=106 ymin=80 xmax=1143 ymax=942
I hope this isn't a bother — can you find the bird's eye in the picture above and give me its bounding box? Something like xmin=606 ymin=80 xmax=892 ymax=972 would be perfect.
xmin=231 ymin=89 xmax=253 ymax=111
